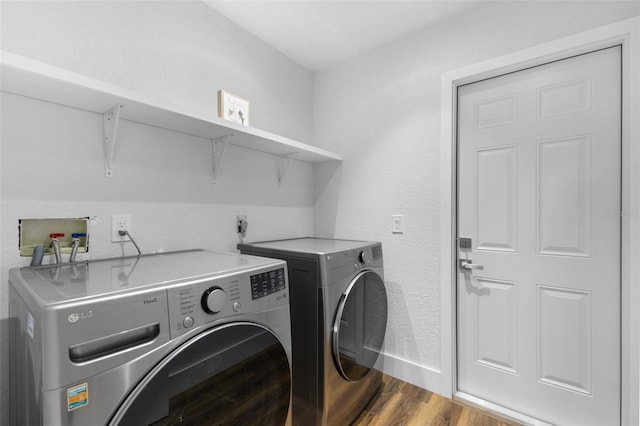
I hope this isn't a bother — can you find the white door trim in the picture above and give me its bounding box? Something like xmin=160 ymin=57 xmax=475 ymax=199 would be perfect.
xmin=440 ymin=17 xmax=640 ymax=425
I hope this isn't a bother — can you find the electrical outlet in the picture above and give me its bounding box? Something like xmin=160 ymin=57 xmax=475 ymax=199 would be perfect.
xmin=112 ymin=214 xmax=131 ymax=242
xmin=237 ymin=215 xmax=246 ymax=233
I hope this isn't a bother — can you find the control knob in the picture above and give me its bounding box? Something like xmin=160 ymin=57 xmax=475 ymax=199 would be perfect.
xmin=358 ymin=250 xmax=369 ymax=264
xmin=201 ymin=287 xmax=227 ymax=314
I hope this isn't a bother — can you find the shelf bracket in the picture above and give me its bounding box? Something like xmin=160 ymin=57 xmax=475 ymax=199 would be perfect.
xmin=212 ymin=134 xmax=232 ymax=184
xmin=278 ymin=152 xmax=299 ymax=186
xmin=104 ymin=104 xmax=124 ymax=178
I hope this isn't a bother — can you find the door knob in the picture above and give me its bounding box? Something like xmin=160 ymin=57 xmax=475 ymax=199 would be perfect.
xmin=459 ymin=259 xmax=484 ymax=270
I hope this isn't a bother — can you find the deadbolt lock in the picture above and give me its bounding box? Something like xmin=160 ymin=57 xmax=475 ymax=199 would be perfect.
xmin=459 ymin=237 xmax=472 ymax=249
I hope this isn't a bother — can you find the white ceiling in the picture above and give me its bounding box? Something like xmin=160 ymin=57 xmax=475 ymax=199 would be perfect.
xmin=203 ymin=1 xmax=488 ymax=72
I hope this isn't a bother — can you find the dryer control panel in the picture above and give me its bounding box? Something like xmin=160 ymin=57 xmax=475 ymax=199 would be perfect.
xmin=166 ymin=265 xmax=288 ymax=339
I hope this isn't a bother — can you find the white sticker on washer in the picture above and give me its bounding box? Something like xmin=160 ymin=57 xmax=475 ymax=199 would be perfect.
xmin=67 ymin=383 xmax=89 ymax=411
xmin=26 ymin=312 xmax=34 ymax=340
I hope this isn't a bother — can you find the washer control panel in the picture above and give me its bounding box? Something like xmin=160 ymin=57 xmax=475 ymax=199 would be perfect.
xmin=166 ymin=265 xmax=288 ymax=339
xmin=250 ymin=268 xmax=286 ymax=300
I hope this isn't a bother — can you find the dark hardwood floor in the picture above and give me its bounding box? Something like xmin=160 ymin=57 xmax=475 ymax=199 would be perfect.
xmin=352 ymin=374 xmax=523 ymax=426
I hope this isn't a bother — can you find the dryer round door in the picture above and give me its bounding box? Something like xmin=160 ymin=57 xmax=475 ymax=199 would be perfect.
xmin=110 ymin=322 xmax=290 ymax=425
xmin=332 ymin=270 xmax=388 ymax=381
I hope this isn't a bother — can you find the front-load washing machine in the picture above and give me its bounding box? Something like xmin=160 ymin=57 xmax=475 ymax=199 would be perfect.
xmin=238 ymin=238 xmax=388 ymax=426
xmin=9 ymin=249 xmax=292 ymax=426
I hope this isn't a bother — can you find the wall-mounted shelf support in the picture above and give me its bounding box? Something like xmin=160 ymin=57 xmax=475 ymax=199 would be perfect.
xmin=212 ymin=134 xmax=231 ymax=184
xmin=104 ymin=104 xmax=124 ymax=178
xmin=278 ymin=152 xmax=299 ymax=186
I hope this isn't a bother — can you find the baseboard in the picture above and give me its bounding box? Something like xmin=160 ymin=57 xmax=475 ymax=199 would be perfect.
xmin=454 ymin=392 xmax=553 ymax=426
xmin=378 ymin=352 xmax=443 ymax=395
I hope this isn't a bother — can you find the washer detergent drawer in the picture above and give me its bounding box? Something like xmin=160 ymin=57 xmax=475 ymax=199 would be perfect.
xmin=41 ymin=288 xmax=170 ymax=391
xmin=68 ymin=322 xmax=160 ymax=363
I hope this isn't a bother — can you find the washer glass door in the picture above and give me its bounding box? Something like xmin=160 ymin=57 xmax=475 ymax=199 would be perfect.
xmin=111 ymin=323 xmax=290 ymax=425
xmin=332 ymin=270 xmax=388 ymax=381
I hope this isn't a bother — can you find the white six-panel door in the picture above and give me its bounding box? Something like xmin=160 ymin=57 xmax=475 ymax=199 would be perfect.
xmin=457 ymin=46 xmax=621 ymax=425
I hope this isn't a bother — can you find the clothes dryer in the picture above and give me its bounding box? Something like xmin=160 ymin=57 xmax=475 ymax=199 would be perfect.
xmin=238 ymin=238 xmax=387 ymax=426
xmin=9 ymin=249 xmax=292 ymax=426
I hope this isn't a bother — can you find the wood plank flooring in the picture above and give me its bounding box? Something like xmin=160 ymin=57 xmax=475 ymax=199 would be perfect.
xmin=352 ymin=374 xmax=523 ymax=426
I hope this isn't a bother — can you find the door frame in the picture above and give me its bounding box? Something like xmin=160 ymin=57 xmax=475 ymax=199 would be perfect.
xmin=440 ymin=17 xmax=640 ymax=425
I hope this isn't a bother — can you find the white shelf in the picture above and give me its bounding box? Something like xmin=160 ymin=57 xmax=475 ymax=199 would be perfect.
xmin=0 ymin=51 xmax=343 ymax=171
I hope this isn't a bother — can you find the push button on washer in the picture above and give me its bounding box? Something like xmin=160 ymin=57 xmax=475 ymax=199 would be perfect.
xmin=183 ymin=316 xmax=194 ymax=328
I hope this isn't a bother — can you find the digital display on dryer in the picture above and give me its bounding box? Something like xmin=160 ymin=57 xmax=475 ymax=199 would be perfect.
xmin=250 ymin=268 xmax=286 ymax=300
